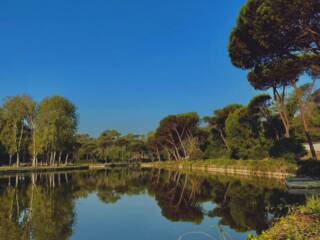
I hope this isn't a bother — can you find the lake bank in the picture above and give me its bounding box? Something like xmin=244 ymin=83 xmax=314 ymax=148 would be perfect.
xmin=142 ymin=159 xmax=298 ymax=179
xmin=250 ymin=197 xmax=320 ymax=240
xmin=0 ymin=162 xmax=137 ymax=176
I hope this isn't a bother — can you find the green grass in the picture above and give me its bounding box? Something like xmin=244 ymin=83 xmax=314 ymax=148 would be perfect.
xmin=250 ymin=197 xmax=320 ymax=240
xmin=0 ymin=164 xmax=89 ymax=175
xmin=146 ymin=158 xmax=298 ymax=174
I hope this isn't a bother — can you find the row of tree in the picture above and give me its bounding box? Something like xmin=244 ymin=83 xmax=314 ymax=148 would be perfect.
xmin=0 ymin=96 xmax=77 ymax=166
xmin=0 ymin=89 xmax=319 ymax=166
xmin=74 ymin=87 xmax=319 ymax=163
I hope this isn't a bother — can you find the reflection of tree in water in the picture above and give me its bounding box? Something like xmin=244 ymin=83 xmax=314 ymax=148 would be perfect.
xmin=204 ymin=179 xmax=305 ymax=234
xmin=146 ymin=170 xmax=212 ymax=224
xmin=0 ymin=174 xmax=74 ymax=240
xmin=0 ymin=168 xmax=306 ymax=239
xmin=145 ymin=170 xmax=305 ymax=234
xmin=208 ymin=181 xmax=271 ymax=233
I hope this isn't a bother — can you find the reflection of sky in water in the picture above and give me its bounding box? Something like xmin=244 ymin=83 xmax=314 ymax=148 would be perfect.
xmin=71 ymin=193 xmax=249 ymax=240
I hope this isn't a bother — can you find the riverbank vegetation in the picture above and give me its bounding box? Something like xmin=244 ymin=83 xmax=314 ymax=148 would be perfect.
xmin=249 ymin=196 xmax=320 ymax=240
xmin=143 ymin=159 xmax=298 ymax=177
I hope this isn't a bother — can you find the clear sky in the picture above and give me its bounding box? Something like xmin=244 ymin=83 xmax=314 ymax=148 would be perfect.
xmin=0 ymin=0 xmax=258 ymax=136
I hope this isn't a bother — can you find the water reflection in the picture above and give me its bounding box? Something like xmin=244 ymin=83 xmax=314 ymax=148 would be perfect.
xmin=0 ymin=168 xmax=305 ymax=240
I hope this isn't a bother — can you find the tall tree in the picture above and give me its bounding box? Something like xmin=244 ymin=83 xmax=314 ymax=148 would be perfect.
xmin=96 ymin=130 xmax=120 ymax=162
xmin=204 ymin=104 xmax=242 ymax=152
xmin=36 ymin=96 xmax=78 ymax=165
xmin=155 ymin=113 xmax=200 ymax=161
xmin=1 ymin=96 xmax=35 ymax=166
xmin=229 ymin=0 xmax=320 ymax=159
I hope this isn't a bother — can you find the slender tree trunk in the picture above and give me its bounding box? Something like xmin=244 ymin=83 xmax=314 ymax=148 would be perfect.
xmin=172 ymin=149 xmax=179 ymax=161
xmin=53 ymin=151 xmax=56 ymax=165
xmin=65 ymin=153 xmax=69 ymax=165
xmin=58 ymin=151 xmax=62 ymax=165
xmin=174 ymin=128 xmax=188 ymax=158
xmin=174 ymin=146 xmax=182 ymax=160
xmin=16 ymin=124 xmax=24 ymax=167
xmin=292 ymin=81 xmax=317 ymax=160
xmin=9 ymin=155 xmax=12 ymax=166
xmin=16 ymin=153 xmax=20 ymax=167
xmin=156 ymin=147 xmax=161 ymax=162
xmin=31 ymin=122 xmax=37 ymax=167
xmin=273 ymin=86 xmax=291 ymax=138
xmin=218 ymin=129 xmax=230 ymax=151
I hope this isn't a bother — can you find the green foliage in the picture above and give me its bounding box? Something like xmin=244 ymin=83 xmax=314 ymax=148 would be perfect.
xmin=154 ymin=112 xmax=201 ymax=161
xmin=225 ymin=107 xmax=271 ymax=159
xmin=229 ymin=0 xmax=320 ymax=69
xmin=0 ymin=95 xmax=78 ymax=166
xmin=204 ymin=132 xmax=228 ymax=159
xmin=301 ymin=196 xmax=320 ymax=217
xmin=229 ymin=0 xmax=320 ymax=160
xmin=150 ymin=158 xmax=298 ymax=174
xmin=251 ymin=196 xmax=320 ymax=240
xmin=269 ymin=138 xmax=307 ymax=160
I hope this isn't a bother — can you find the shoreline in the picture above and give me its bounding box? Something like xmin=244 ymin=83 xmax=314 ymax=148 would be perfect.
xmin=0 ymin=162 xmax=137 ymax=176
xmin=141 ymin=159 xmax=297 ymax=179
xmin=0 ymin=165 xmax=90 ymax=176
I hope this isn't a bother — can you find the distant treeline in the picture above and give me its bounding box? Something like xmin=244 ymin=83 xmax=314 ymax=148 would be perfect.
xmin=0 ymin=89 xmax=319 ymax=166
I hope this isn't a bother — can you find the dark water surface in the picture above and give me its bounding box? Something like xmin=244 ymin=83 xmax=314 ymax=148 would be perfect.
xmin=0 ymin=168 xmax=305 ymax=240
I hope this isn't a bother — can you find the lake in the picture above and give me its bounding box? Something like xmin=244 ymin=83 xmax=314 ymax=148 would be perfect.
xmin=0 ymin=168 xmax=305 ymax=240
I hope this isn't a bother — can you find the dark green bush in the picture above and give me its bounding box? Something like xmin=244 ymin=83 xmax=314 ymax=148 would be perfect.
xmin=269 ymin=138 xmax=307 ymax=160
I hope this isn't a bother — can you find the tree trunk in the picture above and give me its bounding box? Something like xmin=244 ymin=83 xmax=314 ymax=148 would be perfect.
xmin=16 ymin=153 xmax=20 ymax=167
xmin=16 ymin=124 xmax=24 ymax=167
xmin=58 ymin=151 xmax=62 ymax=165
xmin=273 ymin=87 xmax=290 ymax=138
xmin=53 ymin=151 xmax=56 ymax=165
xmin=174 ymin=128 xmax=188 ymax=158
xmin=291 ymin=81 xmax=317 ymax=160
xmin=156 ymin=147 xmax=161 ymax=162
xmin=218 ymin=129 xmax=230 ymax=151
xmin=65 ymin=153 xmax=69 ymax=165
xmin=31 ymin=122 xmax=37 ymax=167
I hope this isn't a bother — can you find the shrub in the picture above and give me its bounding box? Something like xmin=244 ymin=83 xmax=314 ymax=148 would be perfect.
xmin=269 ymin=138 xmax=306 ymax=161
xmin=302 ymin=196 xmax=320 ymax=217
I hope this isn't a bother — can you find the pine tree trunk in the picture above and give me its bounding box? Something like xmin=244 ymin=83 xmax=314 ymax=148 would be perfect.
xmin=292 ymin=81 xmax=317 ymax=160
xmin=16 ymin=153 xmax=20 ymax=167
xmin=65 ymin=153 xmax=69 ymax=165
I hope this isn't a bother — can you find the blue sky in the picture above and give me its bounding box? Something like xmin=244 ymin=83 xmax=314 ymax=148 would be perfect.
xmin=0 ymin=0 xmax=258 ymax=136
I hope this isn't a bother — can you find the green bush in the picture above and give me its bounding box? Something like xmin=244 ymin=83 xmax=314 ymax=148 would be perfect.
xmin=225 ymin=108 xmax=270 ymax=160
xmin=303 ymin=196 xmax=320 ymax=217
xmin=189 ymin=148 xmax=205 ymax=160
xmin=269 ymin=138 xmax=307 ymax=160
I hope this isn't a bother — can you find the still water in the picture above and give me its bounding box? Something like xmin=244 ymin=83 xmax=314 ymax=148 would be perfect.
xmin=0 ymin=168 xmax=305 ymax=240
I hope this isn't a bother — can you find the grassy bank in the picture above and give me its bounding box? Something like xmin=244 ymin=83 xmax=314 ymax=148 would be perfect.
xmin=0 ymin=162 xmax=139 ymax=176
xmin=0 ymin=164 xmax=90 ymax=176
xmin=142 ymin=159 xmax=298 ymax=178
xmin=250 ymin=197 xmax=320 ymax=240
